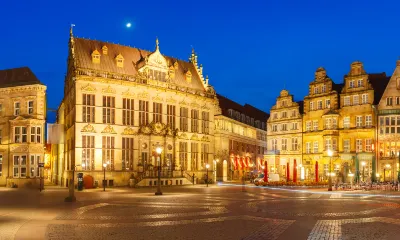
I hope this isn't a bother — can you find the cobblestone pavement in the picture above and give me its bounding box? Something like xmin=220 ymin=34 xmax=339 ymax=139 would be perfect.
xmin=2 ymin=185 xmax=400 ymax=239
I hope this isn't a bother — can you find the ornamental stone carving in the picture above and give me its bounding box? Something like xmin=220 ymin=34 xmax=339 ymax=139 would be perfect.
xmin=191 ymin=102 xmax=200 ymax=108
xmin=30 ymin=145 xmax=44 ymax=153
xmin=10 ymin=145 xmax=29 ymax=152
xmin=166 ymin=96 xmax=177 ymax=104
xmin=201 ymin=136 xmax=210 ymax=142
xmin=180 ymin=100 xmax=189 ymax=106
xmin=102 ymin=85 xmax=116 ymax=94
xmin=81 ymin=124 xmax=96 ymax=133
xmin=137 ymin=91 xmax=149 ymax=100
xmin=122 ymin=89 xmax=135 ymax=97
xmin=201 ymin=104 xmax=210 ymax=110
xmin=102 ymin=125 xmax=117 ymax=134
xmin=152 ymin=94 xmax=163 ymax=102
xmin=122 ymin=127 xmax=136 ymax=135
xmin=190 ymin=134 xmax=199 ymax=141
xmin=81 ymin=83 xmax=97 ymax=93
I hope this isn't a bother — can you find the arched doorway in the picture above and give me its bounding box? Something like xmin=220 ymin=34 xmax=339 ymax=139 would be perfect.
xmin=223 ymin=160 xmax=228 ymax=181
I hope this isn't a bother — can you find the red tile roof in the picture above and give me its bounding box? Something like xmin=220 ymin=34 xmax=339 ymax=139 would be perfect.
xmin=73 ymin=38 xmax=206 ymax=92
xmin=0 ymin=67 xmax=42 ymax=88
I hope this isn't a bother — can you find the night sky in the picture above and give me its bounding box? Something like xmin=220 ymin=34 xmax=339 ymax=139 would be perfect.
xmin=1 ymin=0 xmax=400 ymax=122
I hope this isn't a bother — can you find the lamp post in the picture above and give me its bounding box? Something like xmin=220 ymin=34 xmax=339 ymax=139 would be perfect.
xmin=348 ymin=172 xmax=354 ymax=189
xmin=328 ymin=149 xmax=333 ymax=191
xmin=206 ymin=163 xmax=210 ymax=187
xmin=65 ymin=164 xmax=84 ymax=202
xmin=361 ymin=161 xmax=366 ymax=182
xmin=102 ymin=162 xmax=108 ymax=192
xmin=155 ymin=146 xmax=163 ymax=195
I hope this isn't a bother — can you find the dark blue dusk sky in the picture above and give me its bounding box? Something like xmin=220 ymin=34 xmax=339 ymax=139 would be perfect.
xmin=1 ymin=0 xmax=400 ymax=122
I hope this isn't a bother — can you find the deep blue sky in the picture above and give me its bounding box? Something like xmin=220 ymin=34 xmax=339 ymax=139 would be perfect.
xmin=1 ymin=0 xmax=400 ymax=122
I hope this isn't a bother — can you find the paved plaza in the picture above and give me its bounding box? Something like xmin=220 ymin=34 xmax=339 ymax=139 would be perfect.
xmin=2 ymin=184 xmax=400 ymax=240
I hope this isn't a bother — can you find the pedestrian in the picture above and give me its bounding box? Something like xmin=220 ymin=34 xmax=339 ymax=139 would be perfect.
xmin=192 ymin=173 xmax=195 ymax=185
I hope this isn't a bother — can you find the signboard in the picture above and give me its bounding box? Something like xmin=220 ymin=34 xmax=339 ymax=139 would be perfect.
xmin=38 ymin=163 xmax=44 ymax=168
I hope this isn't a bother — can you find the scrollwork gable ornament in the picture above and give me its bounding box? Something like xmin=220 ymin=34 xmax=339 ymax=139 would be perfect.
xmin=101 ymin=125 xmax=117 ymax=134
xmin=102 ymin=85 xmax=116 ymax=95
xmin=166 ymin=96 xmax=177 ymax=104
xmin=201 ymin=136 xmax=210 ymax=142
xmin=81 ymin=124 xmax=96 ymax=133
xmin=81 ymin=83 xmax=97 ymax=93
xmin=190 ymin=134 xmax=199 ymax=141
xmin=122 ymin=89 xmax=135 ymax=98
xmin=190 ymin=102 xmax=200 ymax=108
xmin=179 ymin=99 xmax=189 ymax=106
xmin=201 ymin=104 xmax=210 ymax=110
xmin=152 ymin=94 xmax=163 ymax=102
xmin=122 ymin=127 xmax=136 ymax=135
xmin=137 ymin=91 xmax=149 ymax=100
xmin=179 ymin=133 xmax=189 ymax=140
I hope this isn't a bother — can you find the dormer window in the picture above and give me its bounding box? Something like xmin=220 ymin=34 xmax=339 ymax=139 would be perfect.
xmin=102 ymin=46 xmax=108 ymax=55
xmin=185 ymin=70 xmax=192 ymax=83
xmin=115 ymin=54 xmax=124 ymax=68
xmin=91 ymin=50 xmax=101 ymax=64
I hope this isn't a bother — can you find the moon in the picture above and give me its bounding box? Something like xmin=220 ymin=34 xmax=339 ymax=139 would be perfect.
xmin=126 ymin=22 xmax=132 ymax=28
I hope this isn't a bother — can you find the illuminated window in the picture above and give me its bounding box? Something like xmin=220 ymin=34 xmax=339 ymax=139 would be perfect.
xmin=272 ymin=139 xmax=277 ymax=151
xmin=180 ymin=107 xmax=188 ymax=131
xmin=292 ymin=138 xmax=298 ymax=151
xmin=14 ymin=102 xmax=20 ymax=115
xmin=313 ymin=141 xmax=318 ymax=153
xmin=365 ymin=139 xmax=372 ymax=152
xmin=201 ymin=144 xmax=209 ymax=168
xmin=82 ymin=94 xmax=95 ymax=123
xmin=82 ymin=135 xmax=95 ymax=170
xmin=102 ymin=96 xmax=115 ymax=124
xmin=387 ymin=97 xmax=393 ymax=106
xmin=27 ymin=101 xmax=34 ymax=114
xmin=91 ymin=50 xmax=101 ymax=63
xmin=13 ymin=155 xmax=27 ymax=178
xmin=362 ymin=94 xmax=368 ymax=104
xmin=102 ymin=136 xmax=115 ymax=170
xmin=349 ymin=80 xmax=355 ymax=88
xmin=343 ymin=139 xmax=350 ymax=153
xmin=306 ymin=142 xmax=311 ymax=154
xmin=202 ymin=111 xmax=209 ymax=134
xmin=153 ymin=102 xmax=162 ymax=123
xmin=281 ymin=123 xmax=287 ymax=131
xmin=306 ymin=121 xmax=311 ymax=131
xmin=356 ymin=116 xmax=363 ymax=127
xmin=321 ymin=84 xmax=326 ymax=93
xmin=281 ymin=139 xmax=287 ymax=151
xmin=310 ymin=101 xmax=314 ymax=111
xmin=365 ymin=115 xmax=372 ymax=127
xmin=179 ymin=142 xmax=188 ymax=169
xmin=344 ymin=96 xmax=350 ymax=106
xmin=122 ymin=98 xmax=134 ymax=126
xmin=30 ymin=155 xmax=40 ymax=178
xmin=356 ymin=139 xmax=363 ymax=152
xmin=139 ymin=100 xmax=149 ymax=126
xmin=358 ymin=79 xmax=363 ymax=87
xmin=325 ymin=99 xmax=331 ymax=109
xmin=30 ymin=126 xmax=41 ymax=143
xmin=313 ymin=120 xmax=318 ymax=131
xmin=167 ymin=105 xmax=176 ymax=129
xmin=343 ymin=116 xmax=350 ymax=128
xmin=122 ymin=137 xmax=133 ymax=170
xmin=191 ymin=109 xmax=199 ymax=133
xmin=325 ymin=139 xmax=331 ymax=151
xmin=14 ymin=126 xmax=27 ymax=143
xmin=317 ymin=100 xmax=322 ymax=110
xmin=191 ymin=142 xmax=198 ymax=170
xmin=353 ymin=95 xmax=359 ymax=105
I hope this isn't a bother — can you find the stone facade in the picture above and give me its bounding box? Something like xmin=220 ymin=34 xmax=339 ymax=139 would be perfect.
xmin=266 ymin=90 xmax=303 ymax=181
xmin=214 ymin=95 xmax=268 ymax=181
xmin=52 ymin=30 xmax=220 ymax=187
xmin=0 ymin=67 xmax=46 ymax=187
xmin=302 ymin=67 xmax=342 ymax=181
xmin=377 ymin=60 xmax=400 ymax=181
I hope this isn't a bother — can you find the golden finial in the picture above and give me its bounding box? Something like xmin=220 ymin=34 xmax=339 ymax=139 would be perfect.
xmin=70 ymin=24 xmax=75 ymax=37
xmin=156 ymin=37 xmax=159 ymax=50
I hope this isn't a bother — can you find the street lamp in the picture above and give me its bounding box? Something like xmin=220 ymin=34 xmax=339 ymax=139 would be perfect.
xmin=206 ymin=163 xmax=210 ymax=187
xmin=155 ymin=146 xmax=163 ymax=195
xmin=327 ymin=149 xmax=333 ymax=191
xmin=103 ymin=162 xmax=108 ymax=192
xmin=361 ymin=161 xmax=366 ymax=182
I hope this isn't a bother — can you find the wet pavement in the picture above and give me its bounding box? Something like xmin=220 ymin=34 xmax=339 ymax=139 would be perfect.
xmin=2 ymin=184 xmax=400 ymax=240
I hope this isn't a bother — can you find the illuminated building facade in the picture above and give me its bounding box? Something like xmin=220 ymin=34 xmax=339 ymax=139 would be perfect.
xmin=377 ymin=60 xmax=400 ymax=181
xmin=266 ymin=90 xmax=303 ymax=181
xmin=302 ymin=67 xmax=342 ymax=181
xmin=214 ymin=94 xmax=268 ymax=181
xmin=53 ymin=29 xmax=219 ymax=187
xmin=0 ymin=67 xmax=47 ymax=187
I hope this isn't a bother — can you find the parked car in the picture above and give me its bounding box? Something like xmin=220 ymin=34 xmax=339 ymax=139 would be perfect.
xmin=254 ymin=174 xmax=268 ymax=186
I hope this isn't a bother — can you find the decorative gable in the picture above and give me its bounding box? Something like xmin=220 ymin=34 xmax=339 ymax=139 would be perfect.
xmin=91 ymin=49 xmax=101 ymax=64
xmin=138 ymin=38 xmax=168 ymax=78
xmin=115 ymin=54 xmax=124 ymax=68
xmin=102 ymin=125 xmax=116 ymax=134
xmin=102 ymin=45 xmax=108 ymax=55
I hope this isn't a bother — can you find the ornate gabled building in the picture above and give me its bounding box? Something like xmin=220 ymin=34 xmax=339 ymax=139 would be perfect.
xmin=0 ymin=67 xmax=47 ymax=187
xmin=214 ymin=94 xmax=268 ymax=181
xmin=53 ymin=28 xmax=220 ymax=187
xmin=377 ymin=60 xmax=400 ymax=181
xmin=266 ymin=90 xmax=303 ymax=180
xmin=302 ymin=67 xmax=342 ymax=181
xmin=338 ymin=61 xmax=389 ymax=182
